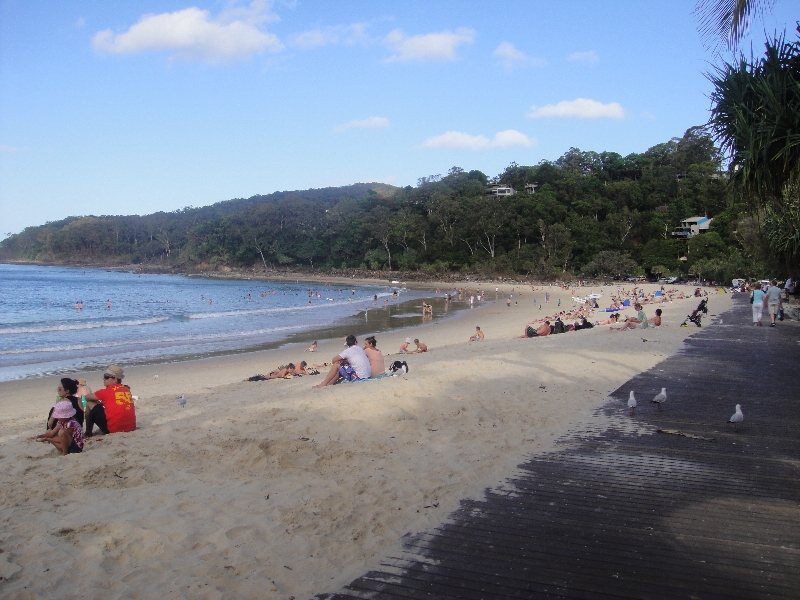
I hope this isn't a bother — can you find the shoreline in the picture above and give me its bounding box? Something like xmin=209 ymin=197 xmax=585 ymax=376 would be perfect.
xmin=0 ymin=283 xmax=733 ymax=599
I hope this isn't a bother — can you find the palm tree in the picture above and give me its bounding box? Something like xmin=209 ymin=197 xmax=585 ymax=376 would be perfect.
xmin=706 ymin=25 xmax=800 ymax=273
xmin=695 ymin=0 xmax=776 ymax=51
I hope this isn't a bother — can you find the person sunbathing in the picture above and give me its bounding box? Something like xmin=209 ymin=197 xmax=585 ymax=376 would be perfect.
xmin=295 ymin=361 xmax=310 ymax=375
xmin=597 ymin=313 xmax=621 ymax=326
xmin=246 ymin=364 xmax=296 ymax=381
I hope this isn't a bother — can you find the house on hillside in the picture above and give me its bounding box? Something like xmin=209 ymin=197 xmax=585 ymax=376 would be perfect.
xmin=486 ymin=185 xmax=516 ymax=197
xmin=672 ymin=216 xmax=713 ymax=239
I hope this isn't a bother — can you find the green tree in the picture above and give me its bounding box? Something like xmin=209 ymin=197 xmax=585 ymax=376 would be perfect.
xmin=707 ymin=25 xmax=800 ymax=273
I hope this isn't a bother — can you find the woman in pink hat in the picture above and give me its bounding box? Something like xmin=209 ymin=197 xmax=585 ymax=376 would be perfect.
xmin=31 ymin=400 xmax=85 ymax=455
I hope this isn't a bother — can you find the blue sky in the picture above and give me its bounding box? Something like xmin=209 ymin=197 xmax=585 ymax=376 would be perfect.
xmin=0 ymin=1 xmax=796 ymax=236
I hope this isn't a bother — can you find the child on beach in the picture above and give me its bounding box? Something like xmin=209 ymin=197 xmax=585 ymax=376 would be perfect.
xmin=32 ymin=400 xmax=85 ymax=455
xmin=305 ymin=341 xmax=318 ymax=352
xmin=399 ymin=338 xmax=411 ymax=353
xmin=411 ymin=339 xmax=428 ymax=353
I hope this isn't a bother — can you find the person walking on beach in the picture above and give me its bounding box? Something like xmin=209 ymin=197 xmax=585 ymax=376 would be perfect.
xmin=80 ymin=365 xmax=136 ymax=437
xmin=313 ymin=334 xmax=371 ymax=387
xmin=765 ymin=279 xmax=783 ymax=327
xmin=750 ymin=284 xmax=766 ymax=326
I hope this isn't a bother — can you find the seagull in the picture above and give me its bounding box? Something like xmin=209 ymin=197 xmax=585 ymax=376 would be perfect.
xmin=729 ymin=404 xmax=743 ymax=430
xmin=652 ymin=387 xmax=667 ymax=411
xmin=179 ymin=395 xmax=186 ymax=408
xmin=628 ymin=391 xmax=637 ymax=416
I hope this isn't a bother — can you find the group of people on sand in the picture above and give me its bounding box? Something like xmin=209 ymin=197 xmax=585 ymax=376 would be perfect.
xmin=398 ymin=337 xmax=428 ymax=353
xmin=32 ymin=365 xmax=137 ymax=456
xmin=313 ymin=334 xmax=386 ymax=387
xmin=246 ymin=361 xmax=315 ymax=381
xmin=521 ymin=303 xmax=663 ymax=337
xmin=610 ymin=305 xmax=662 ymax=330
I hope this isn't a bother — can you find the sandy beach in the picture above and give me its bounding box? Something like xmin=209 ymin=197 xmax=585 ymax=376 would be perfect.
xmin=0 ymin=282 xmax=732 ymax=599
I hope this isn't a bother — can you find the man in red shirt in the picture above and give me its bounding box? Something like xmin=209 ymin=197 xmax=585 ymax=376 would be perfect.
xmin=82 ymin=364 xmax=136 ymax=436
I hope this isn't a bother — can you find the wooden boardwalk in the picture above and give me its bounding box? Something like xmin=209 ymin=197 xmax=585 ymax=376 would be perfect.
xmin=320 ymin=296 xmax=800 ymax=599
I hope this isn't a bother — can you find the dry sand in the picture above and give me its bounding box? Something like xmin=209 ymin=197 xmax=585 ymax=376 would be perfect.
xmin=0 ymin=283 xmax=732 ymax=599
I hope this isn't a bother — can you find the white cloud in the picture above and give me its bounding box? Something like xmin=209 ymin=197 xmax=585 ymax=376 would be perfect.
xmin=567 ymin=50 xmax=599 ymax=66
xmin=384 ymin=28 xmax=474 ymax=62
xmin=421 ymin=130 xmax=533 ymax=150
xmin=493 ymin=42 xmax=546 ymax=70
xmin=92 ymin=3 xmax=283 ymax=64
xmin=0 ymin=144 xmax=19 ymax=154
xmin=526 ymin=98 xmax=625 ymax=120
xmin=333 ymin=117 xmax=390 ymax=133
xmin=290 ymin=23 xmax=368 ymax=49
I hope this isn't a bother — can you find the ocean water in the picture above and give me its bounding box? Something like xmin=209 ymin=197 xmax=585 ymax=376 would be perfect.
xmin=0 ymin=264 xmax=459 ymax=382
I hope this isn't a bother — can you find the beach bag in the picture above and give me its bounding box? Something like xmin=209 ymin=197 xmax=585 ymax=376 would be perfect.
xmin=750 ymin=293 xmax=754 ymax=304
xmin=337 ymin=364 xmax=359 ymax=381
xmin=553 ymin=320 xmax=565 ymax=334
xmin=526 ymin=325 xmax=537 ymax=338
xmin=389 ymin=360 xmax=408 ymax=375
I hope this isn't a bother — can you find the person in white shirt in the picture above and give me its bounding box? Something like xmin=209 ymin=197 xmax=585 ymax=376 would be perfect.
xmin=312 ymin=334 xmax=372 ymax=387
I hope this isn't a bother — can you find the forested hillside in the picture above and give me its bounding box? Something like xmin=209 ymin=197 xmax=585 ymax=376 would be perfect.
xmin=0 ymin=128 xmax=775 ymax=281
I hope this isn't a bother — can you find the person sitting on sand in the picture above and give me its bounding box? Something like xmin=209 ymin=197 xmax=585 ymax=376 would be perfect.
xmin=247 ymin=364 xmax=296 ymax=381
xmin=305 ymin=341 xmax=317 ymax=352
xmin=313 ymin=334 xmax=372 ymax=388
xmin=47 ymin=378 xmax=84 ymax=430
xmin=469 ymin=326 xmax=484 ymax=341
xmin=363 ymin=336 xmax=385 ymax=377
xmin=648 ymin=308 xmax=663 ymax=327
xmin=32 ymin=400 xmax=85 ymax=455
xmin=80 ymin=365 xmax=136 ymax=437
xmin=410 ymin=338 xmax=428 ymax=353
xmin=398 ymin=338 xmax=412 ymax=353
xmin=612 ymin=304 xmax=648 ymax=331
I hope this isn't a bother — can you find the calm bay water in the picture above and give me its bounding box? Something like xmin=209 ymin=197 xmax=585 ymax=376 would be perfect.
xmin=0 ymin=264 xmax=462 ymax=382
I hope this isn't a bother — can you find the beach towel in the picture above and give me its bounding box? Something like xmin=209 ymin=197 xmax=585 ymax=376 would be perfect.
xmin=341 ymin=373 xmax=391 ymax=383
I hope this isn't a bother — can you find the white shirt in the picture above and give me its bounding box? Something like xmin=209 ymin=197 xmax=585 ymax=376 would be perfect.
xmin=339 ymin=345 xmax=372 ymax=379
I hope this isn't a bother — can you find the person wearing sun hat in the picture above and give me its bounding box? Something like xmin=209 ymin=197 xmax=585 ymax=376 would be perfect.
xmin=80 ymin=364 xmax=136 ymax=436
xmin=31 ymin=400 xmax=85 ymax=455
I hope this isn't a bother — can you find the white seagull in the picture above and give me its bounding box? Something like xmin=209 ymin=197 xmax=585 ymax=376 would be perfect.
xmin=729 ymin=404 xmax=743 ymax=429
xmin=652 ymin=387 xmax=667 ymax=411
xmin=627 ymin=391 xmax=637 ymax=416
xmin=178 ymin=395 xmax=186 ymax=408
